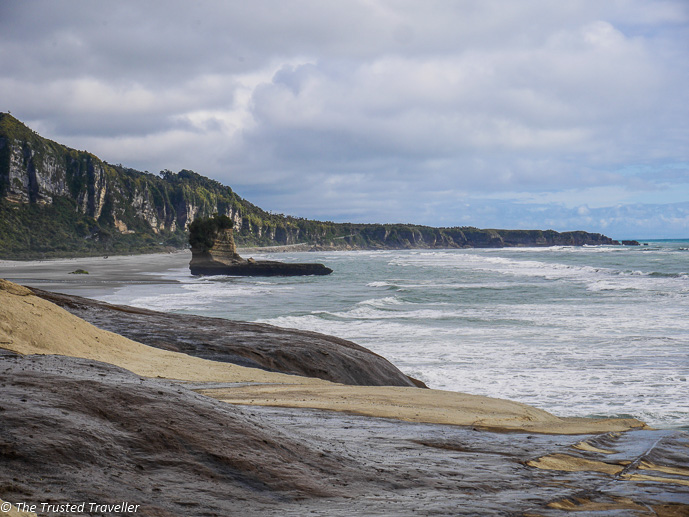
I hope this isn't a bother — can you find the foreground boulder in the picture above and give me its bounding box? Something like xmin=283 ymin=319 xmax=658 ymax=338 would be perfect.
xmin=0 ymin=352 xmax=353 ymax=515
xmin=1 ymin=352 xmax=687 ymax=516
xmin=188 ymin=214 xmax=332 ymax=276
xmin=30 ymin=286 xmax=422 ymax=387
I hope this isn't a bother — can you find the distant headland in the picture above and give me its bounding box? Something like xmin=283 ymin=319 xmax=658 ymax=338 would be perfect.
xmin=0 ymin=113 xmax=622 ymax=259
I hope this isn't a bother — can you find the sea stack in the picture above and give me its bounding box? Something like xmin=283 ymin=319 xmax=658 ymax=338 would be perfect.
xmin=188 ymin=215 xmax=332 ymax=276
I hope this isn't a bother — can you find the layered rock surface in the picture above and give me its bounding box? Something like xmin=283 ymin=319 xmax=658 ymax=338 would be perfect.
xmin=1 ymin=281 xmax=687 ymax=515
xmin=30 ymin=287 xmax=416 ymax=387
xmin=2 ymin=351 xmax=687 ymax=516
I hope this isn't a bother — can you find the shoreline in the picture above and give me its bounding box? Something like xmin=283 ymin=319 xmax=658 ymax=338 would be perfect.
xmin=0 ymin=280 xmax=643 ymax=434
xmin=2 ymin=247 xmax=688 ymax=430
xmin=0 ymin=235 xmax=657 ymax=264
xmin=1 ymin=280 xmax=688 ymax=514
xmin=0 ymin=250 xmax=192 ymax=297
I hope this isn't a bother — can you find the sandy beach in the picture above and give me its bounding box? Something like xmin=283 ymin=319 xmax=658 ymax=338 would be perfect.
xmin=0 ymin=247 xmax=286 ymax=294
xmin=0 ymin=251 xmax=192 ymax=297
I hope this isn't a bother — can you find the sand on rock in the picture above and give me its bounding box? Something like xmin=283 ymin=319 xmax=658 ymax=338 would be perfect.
xmin=0 ymin=279 xmax=325 ymax=385
xmin=0 ymin=280 xmax=646 ymax=435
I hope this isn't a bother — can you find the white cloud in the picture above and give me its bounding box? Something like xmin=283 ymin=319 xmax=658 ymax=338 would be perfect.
xmin=0 ymin=0 xmax=687 ymax=237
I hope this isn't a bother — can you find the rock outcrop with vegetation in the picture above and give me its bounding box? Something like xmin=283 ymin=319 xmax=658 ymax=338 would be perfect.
xmin=0 ymin=113 xmax=620 ymax=258
xmin=188 ymin=214 xmax=332 ymax=276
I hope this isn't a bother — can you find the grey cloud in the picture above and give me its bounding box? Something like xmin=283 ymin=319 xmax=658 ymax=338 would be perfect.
xmin=1 ymin=0 xmax=687 ymax=237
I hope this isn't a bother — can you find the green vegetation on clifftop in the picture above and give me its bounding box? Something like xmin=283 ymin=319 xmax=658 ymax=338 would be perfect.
xmin=188 ymin=214 xmax=233 ymax=252
xmin=0 ymin=113 xmax=620 ymax=259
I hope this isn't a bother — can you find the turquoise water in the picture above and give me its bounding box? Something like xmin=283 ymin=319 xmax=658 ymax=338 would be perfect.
xmin=99 ymin=241 xmax=689 ymax=429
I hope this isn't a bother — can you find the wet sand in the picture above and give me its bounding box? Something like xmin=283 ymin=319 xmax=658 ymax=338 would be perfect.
xmin=0 ymin=251 xmax=191 ymax=297
xmin=0 ymin=247 xmax=290 ymax=298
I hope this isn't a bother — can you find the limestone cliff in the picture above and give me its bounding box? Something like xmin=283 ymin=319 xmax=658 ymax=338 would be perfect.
xmin=192 ymin=227 xmax=242 ymax=264
xmin=0 ymin=113 xmax=621 ymax=258
xmin=0 ymin=114 xmax=315 ymax=257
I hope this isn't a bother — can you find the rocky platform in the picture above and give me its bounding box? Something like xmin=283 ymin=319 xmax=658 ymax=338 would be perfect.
xmin=1 ymin=281 xmax=687 ymax=516
xmin=189 ymin=258 xmax=332 ymax=276
xmin=29 ymin=287 xmax=421 ymax=388
xmin=1 ymin=351 xmax=688 ymax=517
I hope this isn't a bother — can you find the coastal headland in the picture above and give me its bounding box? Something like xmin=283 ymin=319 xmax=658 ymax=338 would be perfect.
xmin=1 ymin=278 xmax=687 ymax=516
xmin=1 ymin=113 xmax=625 ymax=261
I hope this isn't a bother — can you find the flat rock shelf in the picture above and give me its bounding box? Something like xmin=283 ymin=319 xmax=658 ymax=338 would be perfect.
xmin=1 ymin=351 xmax=687 ymax=516
xmin=190 ymin=259 xmax=332 ymax=276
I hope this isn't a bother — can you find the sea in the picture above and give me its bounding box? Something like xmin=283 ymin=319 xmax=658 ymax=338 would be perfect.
xmin=5 ymin=241 xmax=688 ymax=429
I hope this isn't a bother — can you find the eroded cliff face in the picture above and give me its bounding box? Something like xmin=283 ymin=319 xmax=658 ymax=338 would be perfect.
xmin=4 ymin=138 xmax=70 ymax=205
xmin=190 ymin=227 xmax=243 ymax=269
xmin=0 ymin=118 xmax=334 ymax=251
xmin=0 ymin=115 xmax=260 ymax=246
xmin=188 ymin=219 xmax=333 ymax=276
xmin=1 ymin=139 xmax=222 ymax=234
xmin=0 ymin=113 xmax=620 ymax=258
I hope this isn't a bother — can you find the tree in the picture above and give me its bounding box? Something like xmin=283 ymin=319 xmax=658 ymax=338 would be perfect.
xmin=188 ymin=214 xmax=233 ymax=251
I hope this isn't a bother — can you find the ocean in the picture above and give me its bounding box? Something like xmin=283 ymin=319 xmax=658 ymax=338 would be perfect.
xmin=87 ymin=240 xmax=688 ymax=430
xmin=4 ymin=241 xmax=687 ymax=429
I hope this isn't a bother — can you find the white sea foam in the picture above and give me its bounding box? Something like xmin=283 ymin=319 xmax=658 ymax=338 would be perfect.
xmin=104 ymin=276 xmax=290 ymax=314
xmin=67 ymin=244 xmax=689 ymax=429
xmin=366 ymin=281 xmax=392 ymax=287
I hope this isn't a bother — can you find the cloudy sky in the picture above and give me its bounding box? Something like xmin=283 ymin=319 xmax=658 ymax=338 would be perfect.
xmin=2 ymin=1 xmax=688 ymax=238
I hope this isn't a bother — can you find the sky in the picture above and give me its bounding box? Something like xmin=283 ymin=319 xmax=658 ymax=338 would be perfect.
xmin=1 ymin=1 xmax=688 ymax=238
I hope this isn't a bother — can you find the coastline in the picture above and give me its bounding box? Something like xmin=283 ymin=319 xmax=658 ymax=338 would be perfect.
xmin=0 ymin=280 xmax=642 ymax=434
xmin=0 ymin=247 xmax=329 ymax=296
xmin=1 ymin=279 xmax=688 ymax=514
xmin=2 ymin=245 xmax=688 ymax=428
xmin=0 ymin=231 xmax=645 ymax=265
